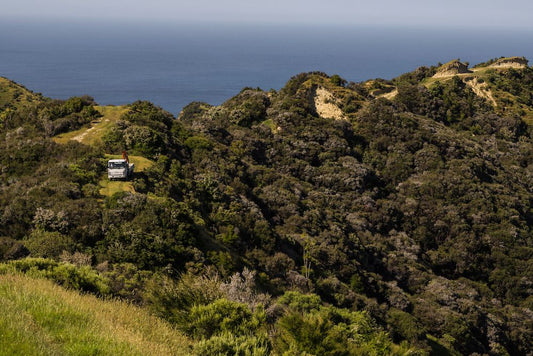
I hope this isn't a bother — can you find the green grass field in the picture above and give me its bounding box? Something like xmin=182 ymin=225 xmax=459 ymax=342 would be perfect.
xmin=0 ymin=273 xmax=192 ymax=356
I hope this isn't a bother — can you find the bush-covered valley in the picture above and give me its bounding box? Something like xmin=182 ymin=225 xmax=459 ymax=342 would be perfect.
xmin=0 ymin=58 xmax=531 ymax=355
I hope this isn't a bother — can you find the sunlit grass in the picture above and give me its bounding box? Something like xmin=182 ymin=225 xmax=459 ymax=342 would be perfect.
xmin=99 ymin=179 xmax=136 ymax=197
xmin=0 ymin=273 xmax=192 ymax=355
xmin=53 ymin=105 xmax=128 ymax=145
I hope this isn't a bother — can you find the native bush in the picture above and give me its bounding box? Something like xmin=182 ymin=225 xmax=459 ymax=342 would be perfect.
xmin=185 ymin=298 xmax=266 ymax=339
xmin=1 ymin=258 xmax=110 ymax=295
xmin=193 ymin=332 xmax=271 ymax=356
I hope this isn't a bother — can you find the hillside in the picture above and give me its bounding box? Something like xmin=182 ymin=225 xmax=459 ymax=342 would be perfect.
xmin=0 ymin=58 xmax=532 ymax=355
xmin=0 ymin=271 xmax=191 ymax=355
xmin=0 ymin=77 xmax=44 ymax=111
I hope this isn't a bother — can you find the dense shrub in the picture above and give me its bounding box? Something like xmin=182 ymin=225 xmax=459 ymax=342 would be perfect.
xmin=185 ymin=298 xmax=266 ymax=339
xmin=273 ymin=292 xmax=419 ymax=355
xmin=146 ymin=270 xmax=223 ymax=324
xmin=0 ymin=258 xmax=109 ymax=295
xmin=193 ymin=332 xmax=270 ymax=356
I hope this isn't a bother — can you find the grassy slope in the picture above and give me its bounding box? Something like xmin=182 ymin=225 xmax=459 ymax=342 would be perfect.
xmin=0 ymin=77 xmax=43 ymax=110
xmin=0 ymin=273 xmax=191 ymax=356
xmin=53 ymin=105 xmax=128 ymax=145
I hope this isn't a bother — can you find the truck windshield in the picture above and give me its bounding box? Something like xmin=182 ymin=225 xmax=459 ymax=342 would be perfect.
xmin=108 ymin=162 xmax=127 ymax=169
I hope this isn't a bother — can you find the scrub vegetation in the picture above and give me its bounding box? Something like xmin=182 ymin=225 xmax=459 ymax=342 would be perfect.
xmin=0 ymin=58 xmax=532 ymax=355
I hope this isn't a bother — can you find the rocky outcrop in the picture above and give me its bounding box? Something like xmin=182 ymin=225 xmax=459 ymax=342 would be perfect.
xmin=433 ymin=60 xmax=472 ymax=78
xmin=488 ymin=56 xmax=528 ymax=69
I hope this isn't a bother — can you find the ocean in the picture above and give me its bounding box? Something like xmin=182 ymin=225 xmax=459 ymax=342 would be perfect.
xmin=1 ymin=20 xmax=532 ymax=115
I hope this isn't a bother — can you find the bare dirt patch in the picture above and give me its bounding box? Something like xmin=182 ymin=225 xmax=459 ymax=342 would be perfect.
xmin=464 ymin=77 xmax=497 ymax=107
xmin=313 ymin=87 xmax=346 ymax=120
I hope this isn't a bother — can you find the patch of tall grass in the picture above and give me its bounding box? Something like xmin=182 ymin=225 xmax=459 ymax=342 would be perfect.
xmin=0 ymin=273 xmax=191 ymax=355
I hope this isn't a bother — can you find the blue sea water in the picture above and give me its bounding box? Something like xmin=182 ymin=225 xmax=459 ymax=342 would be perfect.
xmin=1 ymin=20 xmax=532 ymax=115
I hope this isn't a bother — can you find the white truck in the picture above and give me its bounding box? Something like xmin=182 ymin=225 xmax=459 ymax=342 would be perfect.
xmin=107 ymin=152 xmax=134 ymax=180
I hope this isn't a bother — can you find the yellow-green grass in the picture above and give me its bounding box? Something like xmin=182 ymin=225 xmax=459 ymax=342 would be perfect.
xmin=99 ymin=179 xmax=136 ymax=197
xmin=0 ymin=273 xmax=191 ymax=356
xmin=420 ymin=66 xmax=492 ymax=87
xmin=53 ymin=105 xmax=129 ymax=145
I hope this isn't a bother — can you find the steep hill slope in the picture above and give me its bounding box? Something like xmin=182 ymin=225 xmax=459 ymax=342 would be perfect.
xmin=0 ymin=77 xmax=44 ymax=111
xmin=0 ymin=272 xmax=191 ymax=355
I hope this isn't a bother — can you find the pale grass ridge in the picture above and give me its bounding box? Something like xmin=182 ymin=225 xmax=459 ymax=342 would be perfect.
xmin=0 ymin=273 xmax=191 ymax=356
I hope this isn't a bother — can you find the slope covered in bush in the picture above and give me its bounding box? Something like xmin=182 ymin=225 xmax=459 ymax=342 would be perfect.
xmin=0 ymin=59 xmax=532 ymax=355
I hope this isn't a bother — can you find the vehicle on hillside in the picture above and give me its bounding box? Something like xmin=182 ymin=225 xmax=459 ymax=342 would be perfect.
xmin=107 ymin=151 xmax=134 ymax=180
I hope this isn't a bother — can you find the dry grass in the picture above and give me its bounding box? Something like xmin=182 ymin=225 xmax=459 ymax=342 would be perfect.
xmin=0 ymin=273 xmax=192 ymax=355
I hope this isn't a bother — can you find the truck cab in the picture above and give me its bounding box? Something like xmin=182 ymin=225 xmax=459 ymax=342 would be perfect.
xmin=108 ymin=154 xmax=134 ymax=180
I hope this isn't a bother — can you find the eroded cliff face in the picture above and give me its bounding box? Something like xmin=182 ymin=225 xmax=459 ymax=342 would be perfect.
xmin=311 ymin=86 xmax=347 ymax=120
xmin=488 ymin=56 xmax=529 ymax=68
xmin=432 ymin=60 xmax=472 ymax=78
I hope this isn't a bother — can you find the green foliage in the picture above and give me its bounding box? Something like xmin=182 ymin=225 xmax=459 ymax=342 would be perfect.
xmin=0 ymin=62 xmax=532 ymax=355
xmin=1 ymin=258 xmax=110 ymax=295
xmin=184 ymin=135 xmax=213 ymax=151
xmin=386 ymin=308 xmax=427 ymax=343
xmin=146 ymin=270 xmax=223 ymax=324
xmin=0 ymin=237 xmax=29 ymax=261
xmin=393 ymin=65 xmax=438 ymax=86
xmin=277 ymin=291 xmax=322 ymax=313
xmin=39 ymin=96 xmax=101 ymax=136
xmin=123 ymin=124 xmax=166 ymax=156
xmin=330 ymin=74 xmax=347 ymax=87
xmin=97 ymin=193 xmax=201 ymax=269
xmin=273 ymin=292 xmax=417 ymax=355
xmin=101 ymin=101 xmax=178 ymax=158
xmin=185 ymin=298 xmax=266 ymax=339
xmin=122 ymin=100 xmax=174 ymax=131
xmin=102 ymin=262 xmax=152 ymax=303
xmin=23 ymin=229 xmax=73 ymax=258
xmin=223 ymin=89 xmax=270 ymax=127
xmin=193 ymin=332 xmax=270 ymax=356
